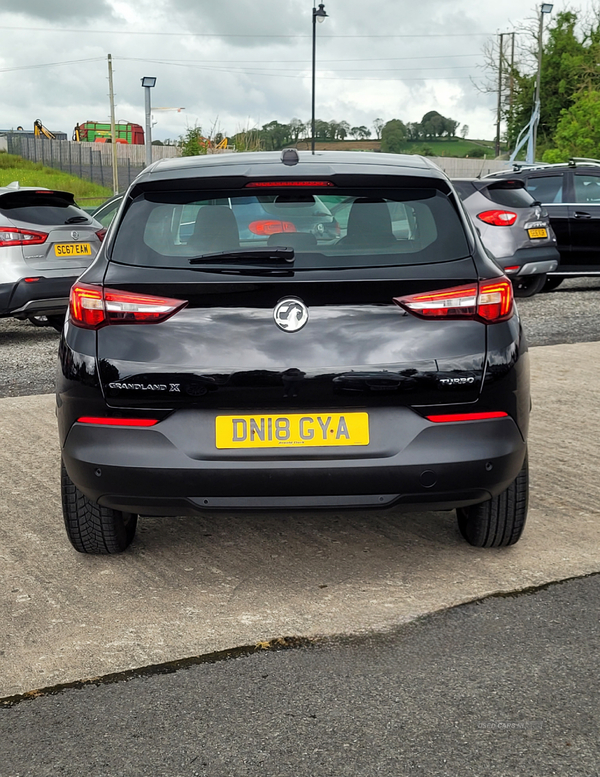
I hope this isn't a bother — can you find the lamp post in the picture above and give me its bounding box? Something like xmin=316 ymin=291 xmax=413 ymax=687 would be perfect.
xmin=141 ymin=76 xmax=157 ymax=167
xmin=532 ymin=3 xmax=553 ymax=161
xmin=311 ymin=3 xmax=328 ymax=154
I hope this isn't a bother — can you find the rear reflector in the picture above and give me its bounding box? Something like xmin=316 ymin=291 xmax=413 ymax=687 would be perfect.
xmin=69 ymin=283 xmax=188 ymax=329
xmin=427 ymin=412 xmax=508 ymax=423
xmin=24 ymin=277 xmax=41 ymax=283
xmin=245 ymin=181 xmax=335 ymax=188
xmin=394 ymin=278 xmax=513 ymax=323
xmin=477 ymin=210 xmax=518 ymax=226
xmin=77 ymin=417 xmax=159 ymax=427
xmin=505 ymin=265 xmax=519 ymax=273
xmin=249 ymin=219 xmax=297 ymax=235
xmin=0 ymin=227 xmax=48 ymax=247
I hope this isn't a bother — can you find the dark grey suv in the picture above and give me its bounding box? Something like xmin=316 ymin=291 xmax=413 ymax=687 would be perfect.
xmin=485 ymin=158 xmax=600 ymax=290
xmin=452 ymin=178 xmax=559 ymax=297
xmin=57 ymin=150 xmax=530 ymax=554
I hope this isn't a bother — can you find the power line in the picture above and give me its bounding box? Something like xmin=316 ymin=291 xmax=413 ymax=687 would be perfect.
xmin=0 ymin=56 xmax=106 ymax=73
xmin=1 ymin=24 xmax=494 ymax=39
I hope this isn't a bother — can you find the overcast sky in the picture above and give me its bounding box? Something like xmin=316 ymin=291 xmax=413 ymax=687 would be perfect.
xmin=1 ymin=0 xmax=598 ymax=143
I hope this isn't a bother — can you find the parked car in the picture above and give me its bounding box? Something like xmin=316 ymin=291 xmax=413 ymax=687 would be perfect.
xmin=485 ymin=158 xmax=600 ymax=290
xmin=452 ymin=177 xmax=559 ymax=297
xmin=90 ymin=193 xmax=124 ymax=228
xmin=57 ymin=150 xmax=530 ymax=554
xmin=0 ymin=183 xmax=105 ymax=330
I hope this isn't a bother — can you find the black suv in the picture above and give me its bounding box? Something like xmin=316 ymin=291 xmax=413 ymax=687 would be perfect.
xmin=57 ymin=151 xmax=530 ymax=554
xmin=486 ymin=158 xmax=600 ymax=289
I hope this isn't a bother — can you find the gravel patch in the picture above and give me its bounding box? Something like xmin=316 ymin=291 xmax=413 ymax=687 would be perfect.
xmin=1 ymin=278 xmax=599 ymax=399
xmin=0 ymin=318 xmax=60 ymax=398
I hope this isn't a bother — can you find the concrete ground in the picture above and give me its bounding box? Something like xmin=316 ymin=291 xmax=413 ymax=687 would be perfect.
xmin=1 ymin=342 xmax=599 ymax=700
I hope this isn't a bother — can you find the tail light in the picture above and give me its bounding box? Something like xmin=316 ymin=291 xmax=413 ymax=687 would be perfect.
xmin=394 ymin=278 xmax=513 ymax=323
xmin=477 ymin=210 xmax=518 ymax=226
xmin=0 ymin=228 xmax=48 ymax=247
xmin=96 ymin=228 xmax=107 ymax=242
xmin=69 ymin=283 xmax=188 ymax=329
xmin=249 ymin=220 xmax=297 ymax=235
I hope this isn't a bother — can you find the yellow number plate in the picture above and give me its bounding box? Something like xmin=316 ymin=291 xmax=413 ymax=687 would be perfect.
xmin=215 ymin=412 xmax=370 ymax=449
xmin=527 ymin=227 xmax=548 ymax=239
xmin=54 ymin=243 xmax=92 ymax=257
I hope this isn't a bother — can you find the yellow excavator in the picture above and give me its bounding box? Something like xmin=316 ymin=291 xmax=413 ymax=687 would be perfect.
xmin=33 ymin=119 xmax=56 ymax=140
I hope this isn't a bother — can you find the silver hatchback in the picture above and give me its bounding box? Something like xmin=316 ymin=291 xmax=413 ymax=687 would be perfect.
xmin=452 ymin=177 xmax=560 ymax=297
xmin=0 ymin=183 xmax=104 ymax=330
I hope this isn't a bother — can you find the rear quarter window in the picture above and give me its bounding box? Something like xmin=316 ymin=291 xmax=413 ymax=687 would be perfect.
xmin=524 ymin=175 xmax=563 ymax=204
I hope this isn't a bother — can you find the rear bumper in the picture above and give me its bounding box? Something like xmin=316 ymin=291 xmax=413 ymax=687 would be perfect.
xmin=495 ymin=247 xmax=560 ymax=276
xmin=61 ymin=410 xmax=527 ymax=515
xmin=0 ymin=276 xmax=77 ymax=318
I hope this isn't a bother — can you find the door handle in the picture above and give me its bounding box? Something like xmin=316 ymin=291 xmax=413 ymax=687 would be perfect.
xmin=573 ymin=211 xmax=592 ymax=218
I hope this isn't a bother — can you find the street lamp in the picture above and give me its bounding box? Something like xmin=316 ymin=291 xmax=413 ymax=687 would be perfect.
xmin=311 ymin=3 xmax=328 ymax=154
xmin=141 ymin=76 xmax=157 ymax=167
xmin=532 ymin=3 xmax=553 ymax=161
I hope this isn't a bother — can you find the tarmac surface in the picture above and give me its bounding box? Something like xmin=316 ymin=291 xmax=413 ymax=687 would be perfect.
xmin=3 ymin=574 xmax=600 ymax=777
xmin=1 ymin=340 xmax=600 ymax=701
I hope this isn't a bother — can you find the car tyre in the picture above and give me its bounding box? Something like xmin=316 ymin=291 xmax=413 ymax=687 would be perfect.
xmin=542 ymin=276 xmax=564 ymax=292
xmin=456 ymin=454 xmax=528 ymax=547
xmin=61 ymin=460 xmax=138 ymax=554
xmin=513 ymin=273 xmax=547 ymax=298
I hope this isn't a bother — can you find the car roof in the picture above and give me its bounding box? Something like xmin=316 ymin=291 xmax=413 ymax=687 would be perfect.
xmin=134 ymin=150 xmax=449 ymax=185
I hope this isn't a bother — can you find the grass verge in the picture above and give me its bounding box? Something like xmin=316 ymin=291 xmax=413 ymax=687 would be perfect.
xmin=0 ymin=152 xmax=112 ymax=207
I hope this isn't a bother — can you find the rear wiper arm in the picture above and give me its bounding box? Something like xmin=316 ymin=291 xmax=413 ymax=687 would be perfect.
xmin=189 ymin=247 xmax=294 ymax=264
xmin=65 ymin=216 xmax=90 ymax=224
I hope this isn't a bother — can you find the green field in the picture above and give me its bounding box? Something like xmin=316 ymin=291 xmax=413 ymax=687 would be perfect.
xmin=390 ymin=138 xmax=496 ymax=157
xmin=0 ymin=152 xmax=112 ymax=207
xmin=297 ymin=138 xmax=497 ymax=157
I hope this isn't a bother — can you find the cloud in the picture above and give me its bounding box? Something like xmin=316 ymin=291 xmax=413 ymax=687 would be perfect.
xmin=1 ymin=0 xmax=598 ymax=143
xmin=3 ymin=0 xmax=116 ymax=22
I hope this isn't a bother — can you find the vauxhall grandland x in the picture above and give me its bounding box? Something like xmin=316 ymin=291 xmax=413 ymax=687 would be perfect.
xmin=56 ymin=151 xmax=530 ymax=554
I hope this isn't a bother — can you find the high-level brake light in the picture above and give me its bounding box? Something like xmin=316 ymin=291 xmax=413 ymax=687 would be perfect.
xmin=249 ymin=220 xmax=297 ymax=235
xmin=245 ymin=181 xmax=335 ymax=188
xmin=394 ymin=278 xmax=513 ymax=323
xmin=69 ymin=283 xmax=187 ymax=329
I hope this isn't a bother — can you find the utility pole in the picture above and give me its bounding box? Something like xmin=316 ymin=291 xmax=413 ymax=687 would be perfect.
xmin=495 ymin=33 xmax=504 ymax=158
xmin=509 ymin=32 xmax=515 ymax=111
xmin=107 ymin=54 xmax=119 ymax=195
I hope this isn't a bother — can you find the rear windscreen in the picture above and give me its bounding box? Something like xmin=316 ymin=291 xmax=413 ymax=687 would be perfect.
xmin=481 ymin=182 xmax=536 ymax=208
xmin=110 ymin=188 xmax=470 ymax=269
xmin=0 ymin=193 xmax=89 ymax=225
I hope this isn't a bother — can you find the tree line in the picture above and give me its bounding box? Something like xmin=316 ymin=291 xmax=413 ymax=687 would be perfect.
xmin=490 ymin=10 xmax=600 ymax=161
xmin=178 ymin=110 xmax=464 ymax=156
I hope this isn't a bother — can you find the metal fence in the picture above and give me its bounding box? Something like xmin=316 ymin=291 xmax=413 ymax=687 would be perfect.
xmin=5 ymin=135 xmax=179 ymax=192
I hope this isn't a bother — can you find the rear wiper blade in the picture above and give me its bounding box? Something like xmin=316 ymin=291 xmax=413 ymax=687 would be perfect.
xmin=189 ymin=247 xmax=294 ymax=264
xmin=65 ymin=216 xmax=90 ymax=224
